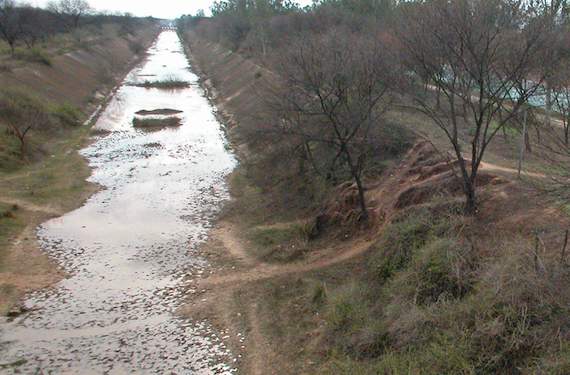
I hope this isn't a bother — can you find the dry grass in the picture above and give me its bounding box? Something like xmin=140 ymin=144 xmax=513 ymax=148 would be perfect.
xmin=131 ymin=78 xmax=190 ymax=89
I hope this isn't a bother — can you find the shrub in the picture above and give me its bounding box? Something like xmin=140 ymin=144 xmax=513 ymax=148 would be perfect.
xmin=128 ymin=40 xmax=145 ymax=55
xmin=0 ymin=89 xmax=52 ymax=156
xmin=132 ymin=78 xmax=190 ymax=89
xmin=326 ymin=283 xmax=368 ymax=332
xmin=311 ymin=282 xmax=327 ymax=306
xmin=247 ymin=221 xmax=310 ymax=262
xmin=324 ymin=283 xmax=389 ymax=358
xmin=13 ymin=48 xmax=52 ymax=66
xmin=412 ymin=239 xmax=473 ymax=305
xmin=50 ymin=104 xmax=82 ymax=126
xmin=368 ymin=209 xmax=433 ymax=282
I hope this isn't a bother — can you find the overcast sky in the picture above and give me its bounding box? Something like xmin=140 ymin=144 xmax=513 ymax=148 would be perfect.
xmin=28 ymin=0 xmax=314 ymax=19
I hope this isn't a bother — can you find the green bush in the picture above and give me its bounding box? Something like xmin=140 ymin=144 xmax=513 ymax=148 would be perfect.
xmin=133 ymin=78 xmax=189 ymax=89
xmin=368 ymin=209 xmax=433 ymax=282
xmin=324 ymin=283 xmax=389 ymax=359
xmin=13 ymin=48 xmax=52 ymax=66
xmin=413 ymin=239 xmax=471 ymax=304
xmin=325 ymin=334 xmax=474 ymax=375
xmin=50 ymin=104 xmax=82 ymax=126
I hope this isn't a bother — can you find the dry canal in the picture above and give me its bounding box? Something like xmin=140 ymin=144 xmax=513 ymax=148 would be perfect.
xmin=0 ymin=31 xmax=237 ymax=374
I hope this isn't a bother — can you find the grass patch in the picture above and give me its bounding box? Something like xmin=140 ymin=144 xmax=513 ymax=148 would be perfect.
xmin=131 ymin=78 xmax=190 ymax=89
xmin=0 ymin=123 xmax=94 ymax=209
xmin=0 ymin=202 xmax=24 ymax=270
xmin=367 ymin=203 xmax=458 ymax=283
xmin=13 ymin=47 xmax=52 ymax=66
xmin=49 ymin=103 xmax=83 ymax=126
xmin=246 ymin=221 xmax=312 ymax=262
xmin=0 ymin=130 xmax=25 ymax=171
xmin=132 ymin=116 xmax=182 ymax=129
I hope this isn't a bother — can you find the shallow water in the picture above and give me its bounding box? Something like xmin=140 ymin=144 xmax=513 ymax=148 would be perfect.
xmin=0 ymin=31 xmax=237 ymax=374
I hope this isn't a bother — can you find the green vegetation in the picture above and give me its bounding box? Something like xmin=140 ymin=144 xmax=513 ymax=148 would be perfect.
xmin=313 ymin=202 xmax=570 ymax=374
xmin=13 ymin=47 xmax=52 ymax=66
xmin=0 ymin=202 xmax=23 ymax=264
xmin=49 ymin=103 xmax=83 ymax=127
xmin=0 ymin=89 xmax=53 ymax=159
xmin=246 ymin=221 xmax=312 ymax=262
xmin=132 ymin=78 xmax=190 ymax=89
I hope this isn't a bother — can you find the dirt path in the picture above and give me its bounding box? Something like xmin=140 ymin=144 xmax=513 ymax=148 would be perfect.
xmin=198 ymin=223 xmax=374 ymax=289
xmin=181 ymin=219 xmax=377 ymax=374
xmin=479 ymin=161 xmax=546 ymax=178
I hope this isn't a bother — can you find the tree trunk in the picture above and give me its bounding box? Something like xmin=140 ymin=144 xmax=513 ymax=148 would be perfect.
xmin=19 ymin=138 xmax=25 ymax=159
xmin=564 ymin=117 xmax=570 ymax=147
xmin=436 ymin=86 xmax=441 ymax=110
xmin=545 ymin=84 xmax=552 ymax=128
xmin=353 ymin=171 xmax=368 ymax=222
xmin=343 ymin=148 xmax=368 ymax=221
xmin=453 ymin=149 xmax=477 ymax=215
xmin=464 ymin=183 xmax=477 ymax=215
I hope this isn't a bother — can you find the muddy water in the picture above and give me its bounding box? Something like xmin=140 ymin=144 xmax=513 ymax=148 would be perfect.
xmin=0 ymin=31 xmax=237 ymax=374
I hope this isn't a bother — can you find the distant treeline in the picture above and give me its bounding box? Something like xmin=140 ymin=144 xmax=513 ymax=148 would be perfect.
xmin=0 ymin=0 xmax=155 ymax=53
xmin=176 ymin=0 xmax=395 ymax=54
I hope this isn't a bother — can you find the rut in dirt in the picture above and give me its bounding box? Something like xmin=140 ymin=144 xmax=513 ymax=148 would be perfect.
xmin=0 ymin=31 xmax=237 ymax=374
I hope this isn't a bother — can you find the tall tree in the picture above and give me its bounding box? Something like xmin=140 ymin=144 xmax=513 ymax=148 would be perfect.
xmin=264 ymin=29 xmax=399 ymax=220
xmin=398 ymin=0 xmax=557 ymax=214
xmin=47 ymin=0 xmax=91 ymax=31
xmin=0 ymin=0 xmax=21 ymax=53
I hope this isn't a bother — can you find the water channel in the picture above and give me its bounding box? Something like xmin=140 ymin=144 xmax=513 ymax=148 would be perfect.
xmin=0 ymin=30 xmax=237 ymax=374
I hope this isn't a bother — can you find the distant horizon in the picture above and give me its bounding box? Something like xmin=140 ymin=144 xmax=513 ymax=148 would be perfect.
xmin=27 ymin=0 xmax=314 ymax=20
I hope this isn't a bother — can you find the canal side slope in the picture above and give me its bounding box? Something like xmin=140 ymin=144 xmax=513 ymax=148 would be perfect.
xmin=182 ymin=32 xmax=570 ymax=374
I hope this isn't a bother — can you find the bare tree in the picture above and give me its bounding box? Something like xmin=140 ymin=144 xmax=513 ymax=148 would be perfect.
xmin=551 ymin=87 xmax=570 ymax=145
xmin=0 ymin=0 xmax=21 ymax=53
xmin=0 ymin=91 xmax=50 ymax=159
xmin=398 ymin=0 xmax=556 ymax=214
xmin=264 ymin=29 xmax=398 ymax=221
xmin=18 ymin=5 xmax=58 ymax=48
xmin=47 ymin=0 xmax=91 ymax=31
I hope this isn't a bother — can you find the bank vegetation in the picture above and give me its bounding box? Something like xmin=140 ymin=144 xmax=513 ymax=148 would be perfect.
xmin=179 ymin=0 xmax=570 ymax=373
